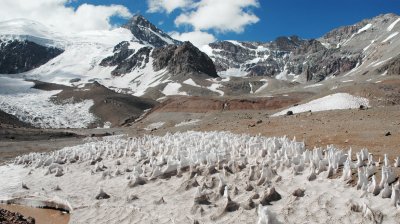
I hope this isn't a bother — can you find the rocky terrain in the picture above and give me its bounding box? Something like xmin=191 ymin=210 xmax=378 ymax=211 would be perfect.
xmin=205 ymin=13 xmax=400 ymax=82
xmin=0 ymin=208 xmax=35 ymax=224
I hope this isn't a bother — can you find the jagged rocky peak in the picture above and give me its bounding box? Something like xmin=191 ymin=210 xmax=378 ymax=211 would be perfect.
xmin=122 ymin=14 xmax=181 ymax=48
xmin=152 ymin=41 xmax=218 ymax=78
xmin=321 ymin=13 xmax=400 ymax=47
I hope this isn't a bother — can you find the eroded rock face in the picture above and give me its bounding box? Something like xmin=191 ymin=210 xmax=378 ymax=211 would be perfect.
xmin=208 ymin=37 xmax=362 ymax=81
xmin=0 ymin=39 xmax=63 ymax=74
xmin=152 ymin=41 xmax=218 ymax=78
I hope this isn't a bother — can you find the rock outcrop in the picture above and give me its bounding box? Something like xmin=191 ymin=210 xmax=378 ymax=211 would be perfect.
xmin=152 ymin=41 xmax=218 ymax=78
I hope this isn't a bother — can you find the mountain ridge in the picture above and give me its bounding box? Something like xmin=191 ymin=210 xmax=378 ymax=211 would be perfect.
xmin=0 ymin=13 xmax=398 ymax=100
xmin=204 ymin=13 xmax=400 ymax=82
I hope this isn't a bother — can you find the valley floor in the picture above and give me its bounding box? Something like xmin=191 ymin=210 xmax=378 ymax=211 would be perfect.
xmin=1 ymin=78 xmax=400 ymax=223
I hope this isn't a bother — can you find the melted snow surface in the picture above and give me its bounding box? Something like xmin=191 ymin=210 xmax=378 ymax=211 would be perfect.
xmin=1 ymin=132 xmax=400 ymax=223
xmin=272 ymin=93 xmax=369 ymax=116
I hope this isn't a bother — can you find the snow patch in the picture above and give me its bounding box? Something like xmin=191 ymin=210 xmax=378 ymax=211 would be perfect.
xmin=162 ymin=83 xmax=187 ymax=96
xmin=382 ymin=32 xmax=399 ymax=43
xmin=183 ymin=79 xmax=201 ymax=88
xmin=144 ymin=122 xmax=165 ymax=131
xmin=218 ymin=67 xmax=248 ymax=77
xmin=363 ymin=40 xmax=375 ymax=52
xmin=341 ymin=80 xmax=354 ymax=83
xmin=175 ymin=119 xmax=201 ymax=127
xmin=199 ymin=45 xmax=214 ymax=56
xmin=304 ymin=83 xmax=323 ymax=89
xmin=387 ymin=18 xmax=400 ymax=32
xmin=255 ymin=81 xmax=269 ymax=94
xmin=249 ymin=83 xmax=254 ymax=94
xmin=207 ymin=83 xmax=224 ymax=96
xmin=272 ymin=93 xmax=369 ymax=116
xmin=357 ymin=24 xmax=372 ymax=34
xmin=275 ymin=70 xmax=298 ymax=82
xmin=372 ymin=57 xmax=393 ymax=67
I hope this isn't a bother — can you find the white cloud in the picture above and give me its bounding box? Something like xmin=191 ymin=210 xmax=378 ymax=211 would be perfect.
xmin=147 ymin=0 xmax=194 ymax=13
xmin=169 ymin=31 xmax=216 ymax=47
xmin=175 ymin=0 xmax=259 ymax=33
xmin=0 ymin=0 xmax=132 ymax=33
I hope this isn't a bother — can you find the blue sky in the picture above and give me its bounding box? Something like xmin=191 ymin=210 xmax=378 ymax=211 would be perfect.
xmin=66 ymin=0 xmax=400 ymax=43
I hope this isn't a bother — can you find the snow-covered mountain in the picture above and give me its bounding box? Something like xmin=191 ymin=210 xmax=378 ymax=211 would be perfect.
xmin=203 ymin=13 xmax=400 ymax=82
xmin=0 ymin=15 xmax=220 ymax=99
xmin=1 ymin=13 xmax=399 ymax=99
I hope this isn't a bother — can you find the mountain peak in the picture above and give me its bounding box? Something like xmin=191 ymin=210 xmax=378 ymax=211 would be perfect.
xmin=122 ymin=15 xmax=180 ymax=48
xmin=125 ymin=14 xmax=154 ymax=29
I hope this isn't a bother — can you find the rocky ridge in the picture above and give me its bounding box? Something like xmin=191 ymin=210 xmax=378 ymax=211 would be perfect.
xmin=205 ymin=13 xmax=400 ymax=82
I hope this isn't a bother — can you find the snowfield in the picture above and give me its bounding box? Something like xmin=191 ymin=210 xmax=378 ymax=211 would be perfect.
xmin=0 ymin=77 xmax=97 ymax=128
xmin=144 ymin=122 xmax=165 ymax=131
xmin=175 ymin=119 xmax=201 ymax=127
xmin=1 ymin=131 xmax=399 ymax=223
xmin=272 ymin=93 xmax=370 ymax=116
xmin=162 ymin=83 xmax=187 ymax=96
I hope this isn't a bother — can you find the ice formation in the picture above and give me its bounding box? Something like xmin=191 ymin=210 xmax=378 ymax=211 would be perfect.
xmin=0 ymin=131 xmax=399 ymax=223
